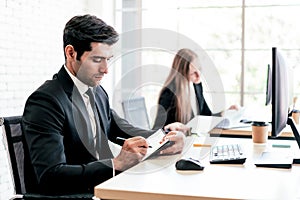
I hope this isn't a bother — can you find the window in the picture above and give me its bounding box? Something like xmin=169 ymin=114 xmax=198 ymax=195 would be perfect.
xmin=115 ymin=0 xmax=300 ymax=123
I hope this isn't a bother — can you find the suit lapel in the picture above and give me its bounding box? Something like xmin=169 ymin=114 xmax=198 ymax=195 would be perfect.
xmin=94 ymin=86 xmax=110 ymax=134
xmin=56 ymin=66 xmax=98 ymax=158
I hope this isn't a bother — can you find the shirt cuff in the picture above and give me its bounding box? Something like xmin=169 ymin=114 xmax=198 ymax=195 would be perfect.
xmin=111 ymin=159 xmax=115 ymax=177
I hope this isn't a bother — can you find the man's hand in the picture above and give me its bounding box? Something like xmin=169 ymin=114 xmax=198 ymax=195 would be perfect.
xmin=159 ymin=131 xmax=185 ymax=155
xmin=113 ymin=136 xmax=149 ymax=171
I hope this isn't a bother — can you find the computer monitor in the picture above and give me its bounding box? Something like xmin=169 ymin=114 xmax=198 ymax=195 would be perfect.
xmin=265 ymin=47 xmax=293 ymax=138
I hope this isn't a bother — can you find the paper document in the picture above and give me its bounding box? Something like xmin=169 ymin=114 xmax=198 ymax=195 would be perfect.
xmin=217 ymin=107 xmax=251 ymax=129
xmin=223 ymin=107 xmax=245 ymax=122
xmin=186 ymin=115 xmax=226 ymax=134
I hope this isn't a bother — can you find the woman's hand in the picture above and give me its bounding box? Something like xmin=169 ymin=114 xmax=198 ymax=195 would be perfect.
xmin=164 ymin=122 xmax=191 ymax=136
xmin=190 ymin=66 xmax=201 ymax=84
xmin=228 ymin=104 xmax=240 ymax=110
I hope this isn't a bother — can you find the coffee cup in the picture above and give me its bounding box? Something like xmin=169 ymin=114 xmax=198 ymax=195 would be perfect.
xmin=251 ymin=121 xmax=269 ymax=144
xmin=292 ymin=109 xmax=300 ymax=125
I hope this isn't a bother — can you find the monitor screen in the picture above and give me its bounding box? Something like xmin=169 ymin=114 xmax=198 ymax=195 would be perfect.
xmin=265 ymin=64 xmax=272 ymax=106
xmin=266 ymin=47 xmax=292 ymax=137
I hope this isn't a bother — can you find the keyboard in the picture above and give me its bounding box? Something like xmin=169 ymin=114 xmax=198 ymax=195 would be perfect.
xmin=210 ymin=144 xmax=246 ymax=164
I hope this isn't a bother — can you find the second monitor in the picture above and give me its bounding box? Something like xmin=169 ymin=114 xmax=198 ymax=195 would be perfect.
xmin=265 ymin=47 xmax=294 ymax=138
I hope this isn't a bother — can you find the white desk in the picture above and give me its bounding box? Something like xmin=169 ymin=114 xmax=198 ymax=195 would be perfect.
xmin=95 ymin=136 xmax=300 ymax=200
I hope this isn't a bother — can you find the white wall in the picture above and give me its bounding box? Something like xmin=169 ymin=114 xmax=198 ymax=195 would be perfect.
xmin=0 ymin=1 xmax=113 ymax=199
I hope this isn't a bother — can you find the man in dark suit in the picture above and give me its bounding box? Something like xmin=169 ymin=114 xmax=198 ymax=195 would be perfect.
xmin=22 ymin=14 xmax=187 ymax=196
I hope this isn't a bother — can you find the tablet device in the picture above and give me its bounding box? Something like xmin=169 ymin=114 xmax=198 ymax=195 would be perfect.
xmin=142 ymin=129 xmax=175 ymax=161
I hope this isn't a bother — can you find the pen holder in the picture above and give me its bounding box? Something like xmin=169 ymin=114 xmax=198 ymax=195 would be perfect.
xmin=251 ymin=121 xmax=269 ymax=144
xmin=292 ymin=109 xmax=300 ymax=125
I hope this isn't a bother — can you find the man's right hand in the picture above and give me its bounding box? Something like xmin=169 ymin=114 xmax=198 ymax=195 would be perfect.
xmin=113 ymin=136 xmax=149 ymax=172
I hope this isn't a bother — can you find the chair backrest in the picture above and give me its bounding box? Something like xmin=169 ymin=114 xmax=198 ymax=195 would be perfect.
xmin=122 ymin=97 xmax=150 ymax=129
xmin=1 ymin=116 xmax=94 ymax=199
xmin=0 ymin=116 xmax=25 ymax=195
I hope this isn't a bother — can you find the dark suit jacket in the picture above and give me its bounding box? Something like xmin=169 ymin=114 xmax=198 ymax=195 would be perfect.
xmin=22 ymin=66 xmax=154 ymax=195
xmin=152 ymin=82 xmax=213 ymax=129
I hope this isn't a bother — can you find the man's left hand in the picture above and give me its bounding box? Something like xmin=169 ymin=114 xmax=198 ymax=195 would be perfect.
xmin=159 ymin=131 xmax=185 ymax=155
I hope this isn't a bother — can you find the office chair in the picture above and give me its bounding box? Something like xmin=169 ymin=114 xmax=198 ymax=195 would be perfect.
xmin=0 ymin=116 xmax=93 ymax=200
xmin=122 ymin=97 xmax=151 ymax=130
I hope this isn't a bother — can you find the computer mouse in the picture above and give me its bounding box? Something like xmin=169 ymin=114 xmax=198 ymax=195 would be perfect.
xmin=175 ymin=157 xmax=204 ymax=171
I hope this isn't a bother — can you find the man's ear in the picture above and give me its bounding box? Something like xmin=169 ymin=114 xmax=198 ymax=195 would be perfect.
xmin=65 ymin=45 xmax=77 ymax=60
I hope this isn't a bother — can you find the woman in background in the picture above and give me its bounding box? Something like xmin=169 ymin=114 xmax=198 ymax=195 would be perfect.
xmin=153 ymin=48 xmax=238 ymax=130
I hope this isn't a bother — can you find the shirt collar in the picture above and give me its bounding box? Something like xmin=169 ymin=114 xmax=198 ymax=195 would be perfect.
xmin=64 ymin=64 xmax=89 ymax=95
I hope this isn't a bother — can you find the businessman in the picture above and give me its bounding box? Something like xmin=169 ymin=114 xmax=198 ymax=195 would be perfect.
xmin=22 ymin=14 xmax=187 ymax=196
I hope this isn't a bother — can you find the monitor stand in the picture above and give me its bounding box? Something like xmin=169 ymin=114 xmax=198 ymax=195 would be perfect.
xmin=286 ymin=117 xmax=300 ymax=164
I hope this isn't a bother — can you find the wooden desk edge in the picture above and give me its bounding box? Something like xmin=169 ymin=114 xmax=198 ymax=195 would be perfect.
xmin=209 ymin=128 xmax=294 ymax=138
xmin=94 ymin=186 xmax=230 ymax=200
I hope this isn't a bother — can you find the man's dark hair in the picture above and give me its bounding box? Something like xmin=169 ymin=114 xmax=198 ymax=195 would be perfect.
xmin=63 ymin=14 xmax=119 ymax=60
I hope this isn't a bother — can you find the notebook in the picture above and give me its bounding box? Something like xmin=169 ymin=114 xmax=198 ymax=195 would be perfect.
xmin=254 ymin=152 xmax=293 ymax=169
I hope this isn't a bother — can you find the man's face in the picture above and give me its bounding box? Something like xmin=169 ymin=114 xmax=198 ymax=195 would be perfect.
xmin=75 ymin=42 xmax=113 ymax=87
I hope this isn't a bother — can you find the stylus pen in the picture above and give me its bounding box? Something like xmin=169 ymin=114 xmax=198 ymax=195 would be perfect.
xmin=116 ymin=137 xmax=152 ymax=148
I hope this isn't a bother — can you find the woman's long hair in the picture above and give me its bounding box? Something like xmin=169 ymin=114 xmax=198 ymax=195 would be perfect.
xmin=161 ymin=48 xmax=198 ymax=124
